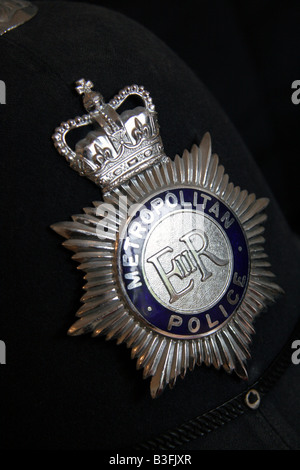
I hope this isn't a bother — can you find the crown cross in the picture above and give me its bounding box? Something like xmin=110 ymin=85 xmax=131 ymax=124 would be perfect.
xmin=75 ymin=79 xmax=94 ymax=95
xmin=52 ymin=80 xmax=168 ymax=193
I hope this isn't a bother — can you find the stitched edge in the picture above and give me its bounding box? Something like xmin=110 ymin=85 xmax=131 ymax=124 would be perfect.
xmin=134 ymin=319 xmax=300 ymax=450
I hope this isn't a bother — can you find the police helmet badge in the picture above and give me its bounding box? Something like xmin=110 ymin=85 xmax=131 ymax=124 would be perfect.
xmin=52 ymin=80 xmax=283 ymax=398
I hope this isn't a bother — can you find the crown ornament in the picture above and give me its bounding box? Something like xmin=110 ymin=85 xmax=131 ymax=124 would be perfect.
xmin=52 ymin=79 xmax=167 ymax=192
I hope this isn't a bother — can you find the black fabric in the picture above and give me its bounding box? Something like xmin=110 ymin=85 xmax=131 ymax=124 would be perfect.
xmin=136 ymin=320 xmax=300 ymax=450
xmin=74 ymin=0 xmax=300 ymax=237
xmin=1 ymin=1 xmax=299 ymax=450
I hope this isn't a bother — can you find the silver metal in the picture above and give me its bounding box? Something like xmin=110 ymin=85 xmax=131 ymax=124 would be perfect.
xmin=142 ymin=210 xmax=233 ymax=314
xmin=51 ymin=81 xmax=283 ymax=398
xmin=0 ymin=0 xmax=37 ymax=36
xmin=245 ymin=389 xmax=261 ymax=410
xmin=53 ymin=79 xmax=167 ymax=193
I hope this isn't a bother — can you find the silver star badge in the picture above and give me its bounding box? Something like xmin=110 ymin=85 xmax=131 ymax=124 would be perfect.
xmin=51 ymin=80 xmax=283 ymax=398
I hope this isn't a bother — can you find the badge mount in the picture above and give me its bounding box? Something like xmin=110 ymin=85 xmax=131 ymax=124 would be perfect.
xmin=51 ymin=80 xmax=283 ymax=398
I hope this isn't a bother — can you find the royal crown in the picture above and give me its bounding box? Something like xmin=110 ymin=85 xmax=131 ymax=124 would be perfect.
xmin=52 ymin=79 xmax=167 ymax=192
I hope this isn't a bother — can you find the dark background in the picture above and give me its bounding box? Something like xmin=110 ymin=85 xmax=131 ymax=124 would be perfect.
xmin=43 ymin=0 xmax=300 ymax=235
xmin=1 ymin=0 xmax=300 ymax=451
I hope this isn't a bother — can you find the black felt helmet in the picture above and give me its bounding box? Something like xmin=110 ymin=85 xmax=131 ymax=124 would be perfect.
xmin=1 ymin=0 xmax=299 ymax=451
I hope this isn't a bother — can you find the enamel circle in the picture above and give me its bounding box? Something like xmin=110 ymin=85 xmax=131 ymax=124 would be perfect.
xmin=51 ymin=81 xmax=282 ymax=398
xmin=119 ymin=185 xmax=250 ymax=341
